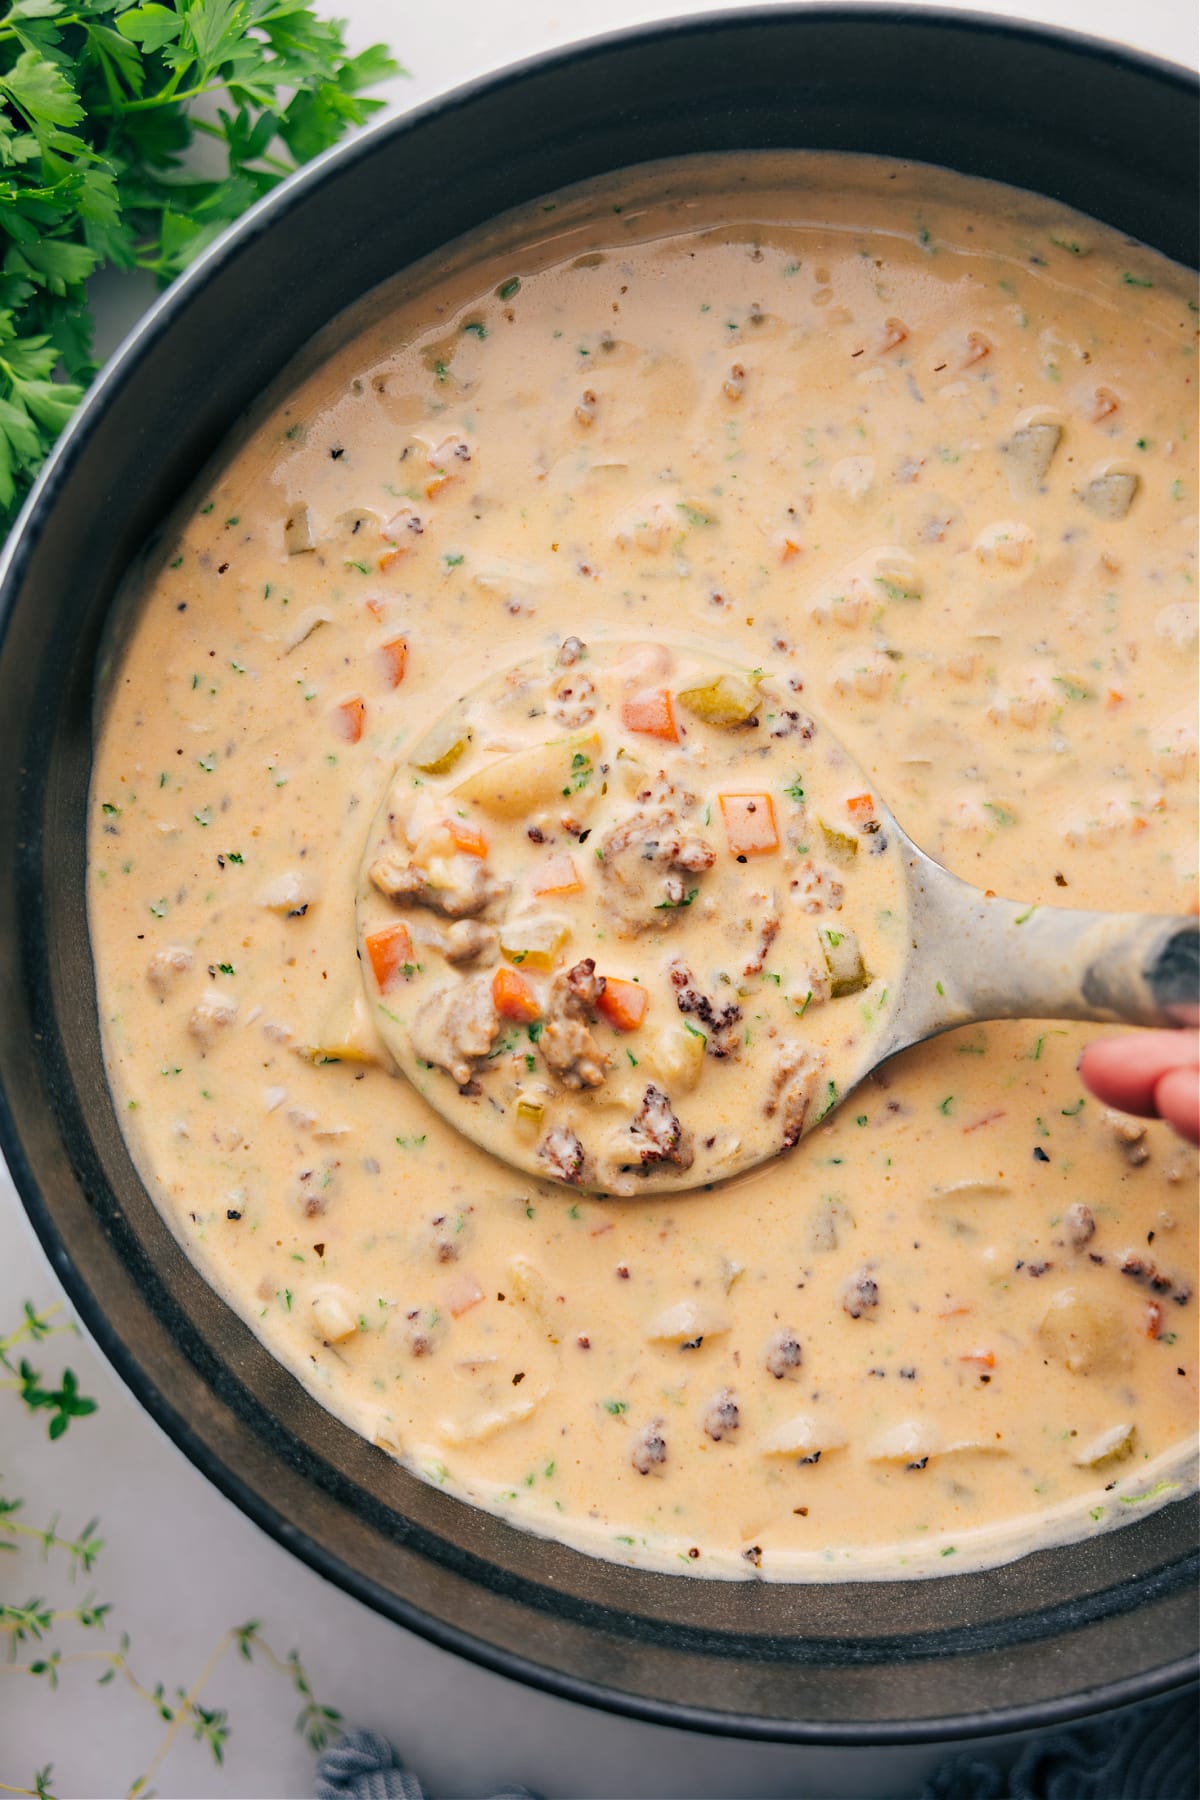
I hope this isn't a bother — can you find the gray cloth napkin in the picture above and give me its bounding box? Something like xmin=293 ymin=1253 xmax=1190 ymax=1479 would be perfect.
xmin=316 ymin=1687 xmax=1197 ymax=1800
xmin=314 ymin=1727 xmax=539 ymax=1800
xmin=921 ymin=1689 xmax=1198 ymax=1800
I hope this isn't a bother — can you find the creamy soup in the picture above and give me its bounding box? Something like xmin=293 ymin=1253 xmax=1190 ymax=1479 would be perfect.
xmin=89 ymin=154 xmax=1199 ymax=1580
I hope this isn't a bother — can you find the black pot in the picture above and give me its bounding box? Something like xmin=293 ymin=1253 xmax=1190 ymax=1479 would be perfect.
xmin=0 ymin=5 xmax=1195 ymax=1743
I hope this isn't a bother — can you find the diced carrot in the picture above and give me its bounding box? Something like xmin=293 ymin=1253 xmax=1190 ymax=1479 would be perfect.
xmin=377 ymin=548 xmax=408 ymax=573
xmin=447 ymin=1275 xmax=484 ymax=1317
xmin=446 ymin=819 xmax=487 ymax=858
xmin=959 ymin=1348 xmax=996 ymax=1368
xmin=938 ymin=1303 xmax=972 ymax=1319
xmin=962 ymin=331 xmax=992 ymax=366
xmin=365 ymin=598 xmax=385 ymax=621
xmin=846 ymin=792 xmax=875 ymax=819
xmin=379 ymin=636 xmax=408 ymax=688
xmin=365 ymin=921 xmax=415 ymax=991
xmin=1144 ymin=1301 xmax=1165 ymax=1340
xmin=533 ymin=854 xmax=583 ymax=897
xmin=780 ymin=536 xmax=802 ymax=561
xmin=621 ymin=688 xmax=678 ymax=741
xmin=492 ymin=966 xmax=541 ymax=1023
xmin=334 ymin=697 xmax=365 ymax=743
xmin=597 ymin=977 xmax=648 ymax=1032
xmin=1092 ymin=386 xmax=1119 ymax=422
xmin=425 ymin=472 xmax=452 ymax=499
xmin=1131 ymin=815 xmax=1149 ymax=835
xmin=719 ymin=792 xmax=779 ymax=857
xmin=1105 ymin=688 xmax=1124 ymax=709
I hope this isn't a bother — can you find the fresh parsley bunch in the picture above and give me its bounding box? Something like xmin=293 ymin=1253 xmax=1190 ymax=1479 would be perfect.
xmin=0 ymin=0 xmax=401 ymax=529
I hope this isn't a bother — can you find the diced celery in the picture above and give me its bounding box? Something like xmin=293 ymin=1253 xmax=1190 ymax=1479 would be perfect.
xmin=821 ymin=926 xmax=870 ymax=998
xmin=676 ymin=672 xmax=761 ymax=727
xmin=819 ymin=820 xmax=859 ymax=865
xmin=410 ymin=713 xmax=473 ymax=775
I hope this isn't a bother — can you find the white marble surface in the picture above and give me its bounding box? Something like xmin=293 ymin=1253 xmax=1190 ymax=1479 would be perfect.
xmin=2 ymin=3 xmax=1196 ymax=1796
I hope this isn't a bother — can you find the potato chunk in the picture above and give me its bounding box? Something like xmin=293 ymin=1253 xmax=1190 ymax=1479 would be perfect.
xmin=1073 ymin=1421 xmax=1136 ymax=1468
xmin=311 ymin=1287 xmax=359 ymax=1343
xmin=1080 ymin=470 xmax=1139 ymax=520
xmin=643 ymin=1021 xmax=706 ymax=1095
xmin=1005 ymin=421 xmax=1062 ymax=486
xmin=296 ymin=985 xmax=386 ymax=1066
xmin=453 ymin=733 xmax=601 ymax=819
xmin=867 ymin=1420 xmax=942 ymax=1465
xmin=1037 ymin=1288 xmax=1129 ymax=1376
xmin=499 ymin=911 xmax=569 ymax=972
xmin=759 ymin=1413 xmax=847 ymax=1459
xmin=645 ymin=1300 xmax=729 ymax=1346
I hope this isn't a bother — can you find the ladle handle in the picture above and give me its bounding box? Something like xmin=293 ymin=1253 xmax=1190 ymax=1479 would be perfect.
xmin=891 ymin=848 xmax=1199 ymax=1053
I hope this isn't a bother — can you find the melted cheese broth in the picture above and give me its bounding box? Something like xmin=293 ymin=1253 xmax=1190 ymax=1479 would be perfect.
xmin=89 ymin=155 xmax=1199 ymax=1580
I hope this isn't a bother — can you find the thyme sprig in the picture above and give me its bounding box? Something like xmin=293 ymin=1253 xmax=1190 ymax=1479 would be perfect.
xmin=2 ymin=1303 xmax=344 ymax=1796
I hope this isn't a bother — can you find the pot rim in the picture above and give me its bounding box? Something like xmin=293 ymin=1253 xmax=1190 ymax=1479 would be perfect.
xmin=1 ymin=2 xmax=1197 ymax=1746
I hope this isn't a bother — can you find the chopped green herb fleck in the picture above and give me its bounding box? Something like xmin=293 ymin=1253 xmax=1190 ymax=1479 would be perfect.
xmin=816 ymin=1080 xmax=839 ymax=1122
xmin=655 ymin=887 xmax=698 ymax=910
xmin=875 ymin=576 xmax=922 ymax=602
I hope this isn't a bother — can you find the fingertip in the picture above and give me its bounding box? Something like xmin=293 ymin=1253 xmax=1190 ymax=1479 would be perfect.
xmin=1154 ymin=1065 xmax=1200 ymax=1145
xmin=1079 ymin=1032 xmax=1200 ymax=1120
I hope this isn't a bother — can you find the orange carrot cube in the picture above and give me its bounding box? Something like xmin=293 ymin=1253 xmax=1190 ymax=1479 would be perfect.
xmin=719 ymin=792 xmax=779 ymax=857
xmin=597 ymin=977 xmax=647 ymax=1032
xmin=447 ymin=1275 xmax=484 ymax=1317
xmin=621 ymin=688 xmax=678 ymax=741
xmin=379 ymin=636 xmax=408 ymax=688
xmin=365 ymin=922 xmax=415 ymax=990
xmin=492 ymin=966 xmax=541 ymax=1023
xmin=446 ymin=819 xmax=487 ymax=858
xmin=334 ymin=697 xmax=366 ymax=743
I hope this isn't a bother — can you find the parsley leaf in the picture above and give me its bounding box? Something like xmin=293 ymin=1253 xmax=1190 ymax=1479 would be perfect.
xmin=0 ymin=1 xmax=401 ymax=531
